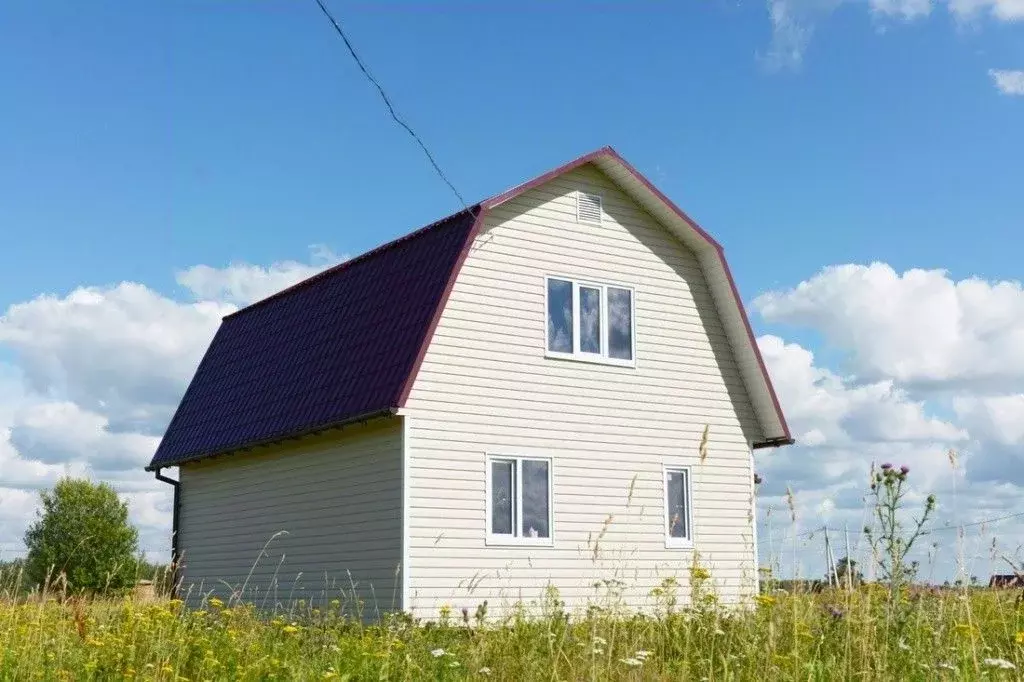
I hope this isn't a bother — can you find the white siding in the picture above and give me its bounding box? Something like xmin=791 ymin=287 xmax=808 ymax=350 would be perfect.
xmin=404 ymin=165 xmax=761 ymax=618
xmin=178 ymin=419 xmax=403 ymax=617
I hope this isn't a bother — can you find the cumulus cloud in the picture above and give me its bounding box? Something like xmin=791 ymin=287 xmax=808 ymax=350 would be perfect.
xmin=0 ymin=248 xmax=336 ymax=560
xmin=754 ymin=264 xmax=1024 ymax=582
xmin=176 ymin=245 xmax=343 ymax=305
xmin=989 ymin=69 xmax=1024 ymax=95
xmin=754 ymin=263 xmax=1024 ymax=392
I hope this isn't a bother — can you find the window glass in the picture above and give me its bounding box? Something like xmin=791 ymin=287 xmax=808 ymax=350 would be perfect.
xmin=579 ymin=286 xmax=602 ymax=354
xmin=521 ymin=459 xmax=550 ymax=538
xmin=547 ymin=279 xmax=574 ymax=353
xmin=491 ymin=460 xmax=515 ymax=535
xmin=667 ymin=469 xmax=689 ymax=539
xmin=608 ymin=287 xmax=633 ymax=360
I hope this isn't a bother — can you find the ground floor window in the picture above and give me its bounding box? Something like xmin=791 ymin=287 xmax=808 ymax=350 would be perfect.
xmin=664 ymin=465 xmax=693 ymax=548
xmin=486 ymin=455 xmax=552 ymax=545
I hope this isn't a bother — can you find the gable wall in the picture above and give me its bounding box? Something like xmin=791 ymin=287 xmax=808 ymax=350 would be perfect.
xmin=403 ymin=165 xmax=762 ymax=618
xmin=177 ymin=418 xmax=402 ymax=616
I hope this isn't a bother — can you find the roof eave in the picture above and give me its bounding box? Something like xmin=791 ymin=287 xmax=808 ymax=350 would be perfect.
xmin=145 ymin=407 xmax=399 ymax=471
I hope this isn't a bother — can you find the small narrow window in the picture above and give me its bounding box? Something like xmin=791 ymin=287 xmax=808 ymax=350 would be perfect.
xmin=545 ymin=276 xmax=635 ymax=366
xmin=487 ymin=455 xmax=552 ymax=545
xmin=664 ymin=466 xmax=693 ymax=547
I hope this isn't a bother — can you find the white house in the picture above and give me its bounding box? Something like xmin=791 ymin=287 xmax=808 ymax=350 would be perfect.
xmin=148 ymin=147 xmax=793 ymax=618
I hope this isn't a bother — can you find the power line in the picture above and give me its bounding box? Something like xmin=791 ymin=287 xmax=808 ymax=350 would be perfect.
xmin=311 ymin=0 xmax=471 ymax=212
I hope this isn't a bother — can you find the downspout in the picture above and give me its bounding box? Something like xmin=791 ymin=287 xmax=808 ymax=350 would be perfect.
xmin=153 ymin=468 xmax=181 ymax=598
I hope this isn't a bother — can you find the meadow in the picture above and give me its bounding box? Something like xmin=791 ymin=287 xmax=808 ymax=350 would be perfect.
xmin=1 ymin=574 xmax=1022 ymax=681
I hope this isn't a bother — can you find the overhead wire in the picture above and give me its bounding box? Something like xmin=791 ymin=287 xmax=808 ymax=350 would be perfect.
xmin=310 ymin=0 xmax=472 ymax=213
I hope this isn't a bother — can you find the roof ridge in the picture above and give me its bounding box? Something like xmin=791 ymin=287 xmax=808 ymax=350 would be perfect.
xmin=223 ymin=204 xmax=481 ymax=320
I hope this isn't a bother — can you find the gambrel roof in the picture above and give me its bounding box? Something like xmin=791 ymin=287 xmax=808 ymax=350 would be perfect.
xmin=148 ymin=147 xmax=791 ymax=470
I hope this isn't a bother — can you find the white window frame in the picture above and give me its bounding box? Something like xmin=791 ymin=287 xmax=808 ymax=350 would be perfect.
xmin=485 ymin=453 xmax=554 ymax=547
xmin=544 ymin=275 xmax=636 ymax=368
xmin=663 ymin=464 xmax=694 ymax=549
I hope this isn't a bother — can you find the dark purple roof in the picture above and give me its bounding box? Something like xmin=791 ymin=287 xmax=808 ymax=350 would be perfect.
xmin=147 ymin=207 xmax=480 ymax=469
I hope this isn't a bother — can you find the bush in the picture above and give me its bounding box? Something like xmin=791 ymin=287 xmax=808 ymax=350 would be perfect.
xmin=23 ymin=478 xmax=139 ymax=593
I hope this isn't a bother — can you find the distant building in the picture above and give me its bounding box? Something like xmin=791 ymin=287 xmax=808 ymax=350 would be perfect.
xmin=988 ymin=574 xmax=1024 ymax=588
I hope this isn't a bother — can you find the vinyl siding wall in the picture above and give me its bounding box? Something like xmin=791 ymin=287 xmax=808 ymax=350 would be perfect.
xmin=403 ymin=165 xmax=763 ymax=618
xmin=177 ymin=419 xmax=403 ymax=616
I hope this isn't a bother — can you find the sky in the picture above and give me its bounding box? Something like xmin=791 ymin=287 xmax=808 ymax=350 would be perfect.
xmin=0 ymin=1 xmax=1021 ymax=585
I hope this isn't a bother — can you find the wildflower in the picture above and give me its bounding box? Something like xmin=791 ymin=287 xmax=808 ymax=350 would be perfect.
xmin=937 ymin=663 xmax=955 ymax=671
xmin=330 ymin=599 xmax=340 ymax=608
xmin=478 ymin=667 xmax=492 ymax=676
xmin=448 ymin=661 xmax=460 ymax=668
xmin=431 ymin=649 xmax=446 ymax=658
xmin=208 ymin=596 xmax=224 ymax=609
xmin=826 ymin=606 xmax=843 ymax=620
xmin=898 ymin=639 xmax=910 ymax=651
xmin=1016 ymin=631 xmax=1024 ymax=645
xmin=593 ymin=648 xmax=605 ymax=655
xmin=755 ymin=594 xmax=775 ymax=607
xmin=282 ymin=624 xmax=299 ymax=635
xmin=881 ymin=463 xmax=893 ymax=471
xmin=592 ymin=636 xmax=607 ymax=646
xmin=983 ymin=658 xmax=1016 ymax=670
xmin=900 ymin=465 xmax=910 ymax=475
xmin=620 ymin=658 xmax=643 ymax=667
xmin=635 ymin=650 xmax=652 ymax=660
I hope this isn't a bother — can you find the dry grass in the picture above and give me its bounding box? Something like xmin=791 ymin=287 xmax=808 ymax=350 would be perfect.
xmin=1 ymin=575 xmax=1022 ymax=681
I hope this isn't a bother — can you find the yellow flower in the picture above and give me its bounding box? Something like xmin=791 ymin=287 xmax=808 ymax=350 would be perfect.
xmin=1016 ymin=631 xmax=1024 ymax=645
xmin=755 ymin=594 xmax=776 ymax=607
xmin=282 ymin=625 xmax=299 ymax=635
xmin=161 ymin=664 xmax=174 ymax=674
xmin=208 ymin=597 xmax=224 ymax=609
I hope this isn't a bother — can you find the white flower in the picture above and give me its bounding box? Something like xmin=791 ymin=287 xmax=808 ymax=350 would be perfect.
xmin=937 ymin=663 xmax=955 ymax=671
xmin=431 ymin=649 xmax=446 ymax=658
xmin=448 ymin=661 xmax=460 ymax=668
xmin=983 ymin=658 xmax=1016 ymax=670
xmin=478 ymin=667 xmax=492 ymax=676
xmin=898 ymin=640 xmax=910 ymax=651
xmin=620 ymin=658 xmax=643 ymax=668
xmin=635 ymin=650 xmax=652 ymax=660
xmin=592 ymin=636 xmax=607 ymax=646
xmin=593 ymin=648 xmax=605 ymax=655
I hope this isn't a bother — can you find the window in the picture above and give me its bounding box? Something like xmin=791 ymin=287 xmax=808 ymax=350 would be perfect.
xmin=486 ymin=455 xmax=552 ymax=545
xmin=663 ymin=466 xmax=693 ymax=548
xmin=545 ymin=276 xmax=634 ymax=365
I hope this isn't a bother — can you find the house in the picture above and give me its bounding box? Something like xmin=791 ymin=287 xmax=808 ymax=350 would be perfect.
xmin=147 ymin=147 xmax=793 ymax=618
xmin=989 ymin=574 xmax=1024 ymax=589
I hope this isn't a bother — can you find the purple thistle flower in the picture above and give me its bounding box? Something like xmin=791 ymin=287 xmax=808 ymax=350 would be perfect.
xmin=880 ymin=463 xmax=893 ymax=471
xmin=900 ymin=465 xmax=910 ymax=475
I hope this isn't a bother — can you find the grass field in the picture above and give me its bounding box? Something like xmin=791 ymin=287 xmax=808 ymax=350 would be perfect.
xmin=2 ymin=579 xmax=1022 ymax=681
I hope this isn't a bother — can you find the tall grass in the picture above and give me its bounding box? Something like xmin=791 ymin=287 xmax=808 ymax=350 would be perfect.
xmin=1 ymin=573 xmax=1022 ymax=680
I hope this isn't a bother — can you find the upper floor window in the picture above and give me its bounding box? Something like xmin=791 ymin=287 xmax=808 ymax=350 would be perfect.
xmin=545 ymin=276 xmax=634 ymax=366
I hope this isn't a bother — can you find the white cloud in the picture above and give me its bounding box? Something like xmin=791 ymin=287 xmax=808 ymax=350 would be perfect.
xmin=754 ymin=263 xmax=1024 ymax=392
xmin=871 ymin=0 xmax=934 ymax=18
xmin=176 ymin=245 xmax=343 ymax=306
xmin=950 ymin=0 xmax=1024 ymax=20
xmin=761 ymin=0 xmax=1023 ymax=70
xmin=754 ymin=264 xmax=1024 ymax=582
xmin=989 ymin=69 xmax=1024 ymax=95
xmin=0 ymin=248 xmax=336 ymax=562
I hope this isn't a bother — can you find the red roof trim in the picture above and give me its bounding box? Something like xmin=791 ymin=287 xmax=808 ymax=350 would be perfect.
xmin=396 ymin=207 xmax=487 ymax=407
xmin=449 ymin=146 xmax=790 ymax=442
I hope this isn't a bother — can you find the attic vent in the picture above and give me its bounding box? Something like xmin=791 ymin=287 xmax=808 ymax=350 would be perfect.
xmin=576 ymin=191 xmax=603 ymax=224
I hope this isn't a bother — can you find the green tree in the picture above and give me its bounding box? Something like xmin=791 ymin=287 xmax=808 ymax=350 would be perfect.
xmin=24 ymin=478 xmax=139 ymax=592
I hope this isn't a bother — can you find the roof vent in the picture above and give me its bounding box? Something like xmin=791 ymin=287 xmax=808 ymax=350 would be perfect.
xmin=576 ymin=191 xmax=603 ymax=224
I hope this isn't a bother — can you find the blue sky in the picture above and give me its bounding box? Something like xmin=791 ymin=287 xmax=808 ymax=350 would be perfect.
xmin=1 ymin=1 xmax=1022 ymax=580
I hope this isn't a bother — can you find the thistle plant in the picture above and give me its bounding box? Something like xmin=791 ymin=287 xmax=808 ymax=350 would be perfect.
xmin=863 ymin=463 xmax=936 ymax=597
